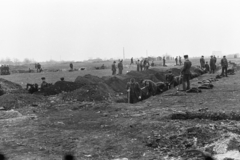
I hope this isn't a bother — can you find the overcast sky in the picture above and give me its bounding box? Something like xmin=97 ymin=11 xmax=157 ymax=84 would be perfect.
xmin=0 ymin=0 xmax=240 ymax=61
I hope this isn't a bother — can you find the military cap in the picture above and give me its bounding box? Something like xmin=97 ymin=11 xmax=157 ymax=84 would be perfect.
xmin=184 ymin=55 xmax=188 ymax=58
xmin=41 ymin=77 xmax=45 ymax=80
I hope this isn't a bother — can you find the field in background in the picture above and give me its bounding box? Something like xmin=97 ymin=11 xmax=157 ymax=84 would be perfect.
xmin=1 ymin=57 xmax=239 ymax=87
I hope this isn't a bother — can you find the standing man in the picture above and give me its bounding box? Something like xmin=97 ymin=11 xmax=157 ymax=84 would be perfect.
xmin=140 ymin=60 xmax=143 ymax=71
xmin=200 ymin=56 xmax=205 ymax=69
xmin=213 ymin=55 xmax=217 ymax=71
xmin=210 ymin=56 xmax=215 ymax=74
xmin=130 ymin=57 xmax=134 ymax=65
xmin=112 ymin=61 xmax=116 ymax=75
xmin=126 ymin=78 xmax=141 ymax=103
xmin=181 ymin=55 xmax=192 ymax=91
xmin=117 ymin=60 xmax=122 ymax=74
xmin=179 ymin=56 xmax=182 ymax=65
xmin=70 ymin=63 xmax=73 ymax=71
xmin=175 ymin=57 xmax=178 ymax=65
xmin=163 ymin=57 xmax=166 ymax=66
xmin=221 ymin=56 xmax=228 ymax=77
xmin=136 ymin=60 xmax=140 ymax=71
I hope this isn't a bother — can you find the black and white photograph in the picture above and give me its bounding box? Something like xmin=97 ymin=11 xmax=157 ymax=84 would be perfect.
xmin=0 ymin=0 xmax=240 ymax=159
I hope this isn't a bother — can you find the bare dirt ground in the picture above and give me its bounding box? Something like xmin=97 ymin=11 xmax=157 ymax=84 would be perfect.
xmin=1 ymin=59 xmax=240 ymax=160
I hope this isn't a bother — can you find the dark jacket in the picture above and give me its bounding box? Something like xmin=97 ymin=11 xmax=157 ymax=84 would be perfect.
xmin=181 ymin=59 xmax=192 ymax=75
xmin=210 ymin=58 xmax=215 ymax=67
xmin=221 ymin=58 xmax=228 ymax=67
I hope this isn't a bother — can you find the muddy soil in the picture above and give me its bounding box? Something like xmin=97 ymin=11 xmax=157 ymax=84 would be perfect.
xmin=0 ymin=65 xmax=240 ymax=159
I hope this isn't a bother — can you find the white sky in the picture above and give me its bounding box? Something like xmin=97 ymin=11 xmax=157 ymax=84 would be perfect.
xmin=0 ymin=0 xmax=240 ymax=61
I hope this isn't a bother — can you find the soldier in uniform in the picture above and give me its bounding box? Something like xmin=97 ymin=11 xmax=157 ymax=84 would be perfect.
xmin=70 ymin=63 xmax=73 ymax=71
xmin=165 ymin=70 xmax=175 ymax=89
xmin=130 ymin=57 xmax=134 ymax=65
xmin=221 ymin=56 xmax=228 ymax=77
xmin=181 ymin=55 xmax=192 ymax=91
xmin=140 ymin=79 xmax=158 ymax=96
xmin=204 ymin=61 xmax=210 ymax=73
xmin=126 ymin=78 xmax=141 ymax=103
xmin=41 ymin=77 xmax=48 ymax=90
xmin=179 ymin=56 xmax=182 ymax=65
xmin=210 ymin=56 xmax=215 ymax=73
xmin=200 ymin=56 xmax=205 ymax=69
xmin=118 ymin=60 xmax=123 ymax=74
xmin=136 ymin=60 xmax=140 ymax=71
xmin=112 ymin=61 xmax=116 ymax=75
xmin=163 ymin=57 xmax=166 ymax=66
xmin=175 ymin=57 xmax=178 ymax=65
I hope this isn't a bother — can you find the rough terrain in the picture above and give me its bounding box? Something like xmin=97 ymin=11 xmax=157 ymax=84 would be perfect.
xmin=0 ymin=60 xmax=240 ymax=160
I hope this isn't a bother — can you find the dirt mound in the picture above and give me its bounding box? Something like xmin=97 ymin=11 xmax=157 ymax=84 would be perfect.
xmin=126 ymin=70 xmax=160 ymax=82
xmin=41 ymin=81 xmax=84 ymax=96
xmin=103 ymin=76 xmax=127 ymax=93
xmin=0 ymin=93 xmax=46 ymax=110
xmin=190 ymin=66 xmax=204 ymax=76
xmin=74 ymin=74 xmax=101 ymax=86
xmin=63 ymin=82 xmax=114 ymax=102
xmin=0 ymin=78 xmax=24 ymax=94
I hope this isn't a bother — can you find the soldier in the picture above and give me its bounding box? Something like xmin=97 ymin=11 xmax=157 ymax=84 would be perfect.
xmin=145 ymin=59 xmax=150 ymax=70
xmin=175 ymin=57 xmax=178 ymax=65
xmin=181 ymin=55 xmax=192 ymax=91
xmin=165 ymin=70 xmax=175 ymax=89
xmin=41 ymin=77 xmax=48 ymax=90
xmin=126 ymin=78 xmax=141 ymax=103
xmin=200 ymin=56 xmax=205 ymax=69
xmin=151 ymin=61 xmax=154 ymax=67
xmin=204 ymin=61 xmax=210 ymax=73
xmin=130 ymin=57 xmax=134 ymax=65
xmin=70 ymin=63 xmax=73 ymax=71
xmin=112 ymin=61 xmax=116 ymax=75
xmin=179 ymin=56 xmax=182 ymax=65
xmin=139 ymin=60 xmax=142 ymax=71
xmin=221 ymin=56 xmax=228 ymax=77
xmin=140 ymin=79 xmax=158 ymax=96
xmin=210 ymin=56 xmax=215 ymax=73
xmin=213 ymin=55 xmax=217 ymax=71
xmin=163 ymin=57 xmax=166 ymax=66
xmin=118 ymin=60 xmax=123 ymax=74
xmin=136 ymin=60 xmax=140 ymax=71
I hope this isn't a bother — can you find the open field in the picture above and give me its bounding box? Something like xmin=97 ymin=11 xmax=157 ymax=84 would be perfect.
xmin=3 ymin=58 xmax=239 ymax=87
xmin=0 ymin=58 xmax=240 ymax=159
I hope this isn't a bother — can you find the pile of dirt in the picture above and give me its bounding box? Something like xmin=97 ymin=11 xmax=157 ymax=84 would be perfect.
xmin=40 ymin=81 xmax=85 ymax=96
xmin=74 ymin=74 xmax=102 ymax=85
xmin=0 ymin=78 xmax=25 ymax=94
xmin=0 ymin=93 xmax=47 ymax=110
xmin=103 ymin=76 xmax=129 ymax=93
xmin=62 ymin=82 xmax=115 ymax=102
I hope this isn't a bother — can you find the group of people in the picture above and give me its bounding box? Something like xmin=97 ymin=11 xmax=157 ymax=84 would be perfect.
xmin=136 ymin=59 xmax=151 ymax=71
xmin=111 ymin=60 xmax=123 ymax=75
xmin=200 ymin=55 xmax=229 ymax=77
xmin=175 ymin=56 xmax=182 ymax=66
xmin=35 ymin=63 xmax=42 ymax=72
xmin=26 ymin=77 xmax=54 ymax=94
xmin=0 ymin=65 xmax=10 ymax=75
xmin=127 ymin=55 xmax=192 ymax=103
